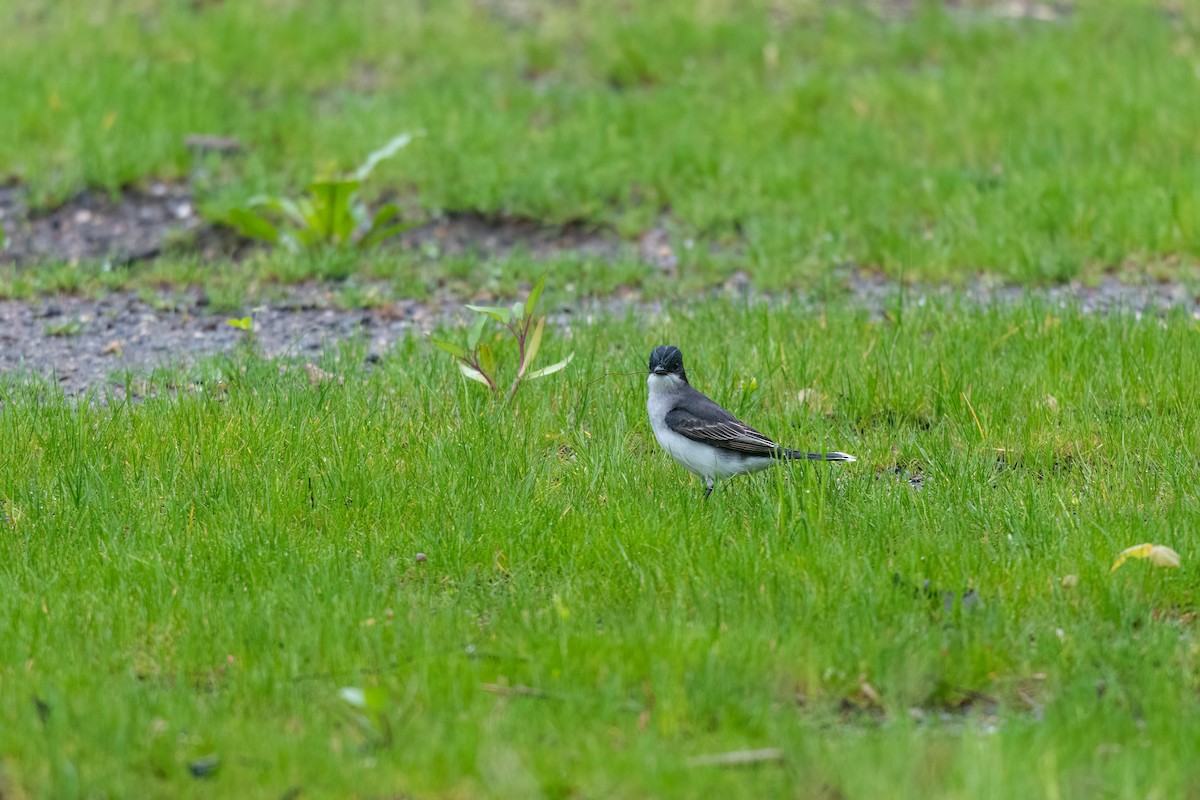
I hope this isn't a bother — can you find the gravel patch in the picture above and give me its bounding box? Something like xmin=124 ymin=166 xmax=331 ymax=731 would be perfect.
xmin=2 ymin=274 xmax=1198 ymax=396
xmin=0 ymin=288 xmax=447 ymax=396
xmin=0 ymin=181 xmax=214 ymax=265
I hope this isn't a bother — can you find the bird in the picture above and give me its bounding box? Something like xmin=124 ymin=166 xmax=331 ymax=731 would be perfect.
xmin=646 ymin=344 xmax=855 ymax=496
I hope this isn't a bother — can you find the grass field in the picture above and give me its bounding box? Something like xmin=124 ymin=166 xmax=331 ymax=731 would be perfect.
xmin=2 ymin=0 xmax=1200 ymax=297
xmin=3 ymin=298 xmax=1200 ymax=797
xmin=4 ymin=1 xmax=1200 ymax=797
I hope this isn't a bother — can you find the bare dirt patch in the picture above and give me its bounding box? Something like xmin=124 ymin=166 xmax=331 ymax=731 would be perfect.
xmin=400 ymin=211 xmax=613 ymax=260
xmin=0 ymin=181 xmax=213 ymax=265
xmin=0 ymin=184 xmax=676 ymax=270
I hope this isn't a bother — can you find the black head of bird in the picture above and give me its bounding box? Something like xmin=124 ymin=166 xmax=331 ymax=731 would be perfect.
xmin=648 ymin=345 xmax=686 ymax=381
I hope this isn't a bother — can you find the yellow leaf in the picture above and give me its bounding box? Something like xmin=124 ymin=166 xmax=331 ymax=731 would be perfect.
xmin=1111 ymin=543 xmax=1153 ymax=572
xmin=1148 ymin=545 xmax=1182 ymax=569
xmin=1111 ymin=543 xmax=1182 ymax=573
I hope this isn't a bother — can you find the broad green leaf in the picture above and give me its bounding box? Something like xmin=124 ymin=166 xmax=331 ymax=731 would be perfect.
xmin=309 ymin=179 xmax=361 ymax=199
xmin=225 ymin=208 xmax=278 ymax=243
xmin=305 ymin=182 xmax=339 ymax=238
xmin=1111 ymin=543 xmax=1182 ymax=572
xmin=526 ymin=351 xmax=574 ymax=380
xmin=332 ymin=186 xmax=361 ymax=241
xmin=371 ymin=203 xmax=400 ymax=227
xmin=308 ymin=180 xmax=360 ymax=242
xmin=359 ymin=221 xmax=419 ymax=250
xmin=429 ymin=338 xmax=468 ymax=359
xmin=467 ymin=314 xmax=487 ymax=350
xmin=524 ymin=275 xmax=546 ymax=317
xmin=478 ymin=343 xmax=496 ymax=378
xmin=458 ymin=362 xmax=492 ymax=387
xmin=466 ymin=305 xmax=510 ymax=323
xmin=521 ymin=316 xmax=545 ymax=375
xmin=287 ymin=195 xmax=322 ymax=236
xmin=353 ymin=132 xmax=419 ymax=181
xmin=359 ymin=204 xmax=415 ymax=248
xmin=226 ymin=316 xmax=253 ymax=331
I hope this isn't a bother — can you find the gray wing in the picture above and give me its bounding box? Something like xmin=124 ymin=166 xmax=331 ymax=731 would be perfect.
xmin=663 ymin=390 xmax=784 ymax=457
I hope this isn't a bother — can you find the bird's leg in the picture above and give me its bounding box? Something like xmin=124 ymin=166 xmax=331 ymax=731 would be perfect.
xmin=704 ymin=479 xmax=714 ymax=498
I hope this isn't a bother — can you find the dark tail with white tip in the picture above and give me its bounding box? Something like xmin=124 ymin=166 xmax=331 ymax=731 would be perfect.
xmin=785 ymin=450 xmax=856 ymax=463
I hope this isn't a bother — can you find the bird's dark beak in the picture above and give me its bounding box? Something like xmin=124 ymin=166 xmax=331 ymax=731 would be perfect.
xmin=651 ymin=366 xmax=669 ymax=375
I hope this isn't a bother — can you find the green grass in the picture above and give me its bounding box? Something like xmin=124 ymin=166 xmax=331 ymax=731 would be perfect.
xmin=3 ymin=298 xmax=1200 ymax=797
xmin=0 ymin=247 xmax=674 ymax=313
xmin=4 ymin=1 xmax=1200 ymax=794
xmin=2 ymin=0 xmax=1200 ymax=293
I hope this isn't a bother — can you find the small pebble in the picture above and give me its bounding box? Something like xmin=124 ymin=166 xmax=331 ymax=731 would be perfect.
xmin=188 ymin=754 xmax=220 ymax=778
xmin=415 ymin=553 xmax=427 ymax=563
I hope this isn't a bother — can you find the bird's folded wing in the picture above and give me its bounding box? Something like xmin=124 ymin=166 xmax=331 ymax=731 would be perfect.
xmin=664 ymin=408 xmax=783 ymax=456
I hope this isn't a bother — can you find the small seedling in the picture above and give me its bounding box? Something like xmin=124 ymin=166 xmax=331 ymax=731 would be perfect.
xmin=430 ymin=276 xmax=573 ymax=402
xmin=226 ymin=307 xmax=263 ymax=349
xmin=219 ymin=133 xmax=420 ymax=251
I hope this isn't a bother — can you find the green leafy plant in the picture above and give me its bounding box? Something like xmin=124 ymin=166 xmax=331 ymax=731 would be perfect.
xmin=220 ymin=133 xmax=419 ymax=251
xmin=430 ymin=276 xmax=573 ymax=401
xmin=226 ymin=307 xmax=262 ymax=349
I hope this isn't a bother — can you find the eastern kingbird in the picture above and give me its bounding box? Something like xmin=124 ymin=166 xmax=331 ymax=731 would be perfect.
xmin=646 ymin=345 xmax=855 ymax=496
